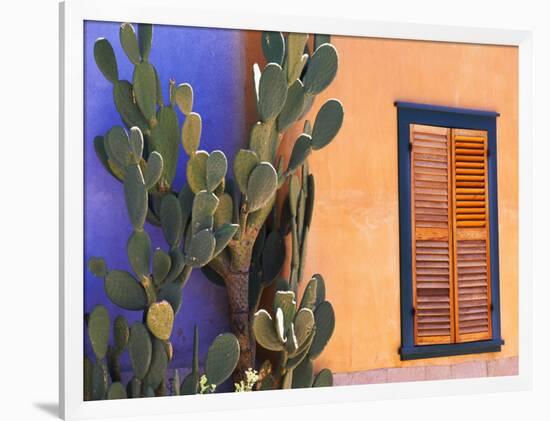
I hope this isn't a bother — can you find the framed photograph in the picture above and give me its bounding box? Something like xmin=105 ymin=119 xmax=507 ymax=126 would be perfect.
xmin=60 ymin=0 xmax=532 ymax=419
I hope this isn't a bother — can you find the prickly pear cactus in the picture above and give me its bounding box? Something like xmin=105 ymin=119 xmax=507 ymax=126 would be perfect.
xmin=87 ymin=23 xmax=343 ymax=396
xmin=87 ymin=22 xmax=241 ymax=400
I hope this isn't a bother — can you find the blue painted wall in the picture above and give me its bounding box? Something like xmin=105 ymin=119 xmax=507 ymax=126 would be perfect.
xmin=84 ymin=21 xmax=249 ymax=371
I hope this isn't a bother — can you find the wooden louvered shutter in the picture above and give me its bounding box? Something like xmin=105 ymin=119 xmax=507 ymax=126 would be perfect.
xmin=451 ymin=129 xmax=492 ymax=342
xmin=410 ymin=124 xmax=454 ymax=345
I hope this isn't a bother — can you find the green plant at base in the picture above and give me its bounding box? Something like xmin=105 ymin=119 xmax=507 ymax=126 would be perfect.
xmin=234 ymin=368 xmax=260 ymax=392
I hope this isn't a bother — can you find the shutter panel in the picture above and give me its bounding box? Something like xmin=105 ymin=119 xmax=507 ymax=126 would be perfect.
xmin=410 ymin=124 xmax=454 ymax=345
xmin=451 ymin=129 xmax=492 ymax=342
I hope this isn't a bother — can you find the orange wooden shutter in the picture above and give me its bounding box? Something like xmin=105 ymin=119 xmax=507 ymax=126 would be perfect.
xmin=410 ymin=124 xmax=454 ymax=345
xmin=451 ymin=128 xmax=492 ymax=342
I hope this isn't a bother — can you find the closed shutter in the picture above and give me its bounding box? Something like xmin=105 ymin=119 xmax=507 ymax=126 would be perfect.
xmin=410 ymin=124 xmax=454 ymax=345
xmin=451 ymin=129 xmax=492 ymax=342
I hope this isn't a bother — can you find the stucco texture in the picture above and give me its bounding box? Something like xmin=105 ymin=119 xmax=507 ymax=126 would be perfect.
xmin=278 ymin=36 xmax=518 ymax=373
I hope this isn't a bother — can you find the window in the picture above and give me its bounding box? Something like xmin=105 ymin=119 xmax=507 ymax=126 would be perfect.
xmin=396 ymin=102 xmax=504 ymax=360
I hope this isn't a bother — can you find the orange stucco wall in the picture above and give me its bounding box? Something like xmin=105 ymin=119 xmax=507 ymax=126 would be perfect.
xmin=278 ymin=37 xmax=519 ymax=373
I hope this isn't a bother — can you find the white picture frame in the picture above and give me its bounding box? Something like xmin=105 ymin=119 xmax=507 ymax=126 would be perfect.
xmin=60 ymin=0 xmax=533 ymax=419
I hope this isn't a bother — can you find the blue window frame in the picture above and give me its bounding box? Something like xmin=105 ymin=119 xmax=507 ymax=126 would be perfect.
xmin=396 ymin=101 xmax=504 ymax=360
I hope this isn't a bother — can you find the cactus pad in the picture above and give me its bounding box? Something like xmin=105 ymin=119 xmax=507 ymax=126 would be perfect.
xmin=164 ymin=248 xmax=185 ymax=283
xmin=88 ymin=257 xmax=107 ymax=278
xmin=258 ymin=63 xmax=288 ymax=122
xmin=150 ymin=106 xmax=180 ymax=186
xmin=132 ymin=62 xmax=157 ymax=120
xmin=172 ymin=369 xmax=181 ymax=396
xmin=185 ymin=229 xmax=216 ymax=267
xmin=206 ymin=150 xmax=228 ymax=192
xmin=253 ymin=310 xmax=284 ymax=351
xmin=119 ymin=23 xmax=141 ymax=65
xmin=124 ymin=164 xmax=148 ymax=230
xmin=300 ymin=277 xmax=318 ymax=310
xmin=84 ymin=357 xmax=93 ymax=401
xmin=262 ymin=230 xmax=286 ymax=284
xmin=234 ymin=149 xmax=259 ymax=194
xmin=288 ymin=134 xmax=312 ymax=173
xmin=93 ymin=135 xmax=118 ymax=179
xmin=107 ymin=382 xmax=128 ymax=400
xmin=88 ymin=305 xmax=110 ymax=360
xmin=277 ymin=80 xmax=306 ymax=132
xmin=127 ymin=230 xmax=151 ymax=278
xmin=138 ymin=24 xmax=153 ymax=61
xmin=314 ymin=34 xmax=331 ymax=50
xmin=113 ymin=80 xmax=149 ymax=132
xmin=105 ymin=270 xmax=148 ymax=310
xmin=191 ymin=191 xmax=219 ymax=234
xmin=181 ymin=112 xmax=202 ymax=156
xmin=128 ymin=127 xmax=144 ymax=164
xmin=249 ymin=121 xmax=278 ymax=163
xmin=152 ymin=249 xmax=171 ymax=285
xmin=294 ymin=308 xmax=315 ymax=346
xmin=160 ymin=194 xmax=183 ymax=247
xmin=146 ymin=301 xmax=174 ymax=340
xmin=286 ymin=33 xmax=309 ymax=83
xmin=303 ymin=43 xmax=338 ymax=95
xmin=158 ymin=282 xmax=184 ymax=314
xmin=94 ymin=38 xmax=118 ymax=83
xmin=285 ymin=323 xmax=299 ymax=354
xmin=187 ymin=150 xmax=209 ymax=193
xmin=178 ymin=183 xmax=195 ymax=225
xmin=91 ymin=361 xmax=109 ymax=400
xmin=313 ymin=273 xmax=326 ymax=306
xmin=309 ymin=301 xmax=335 ymax=359
xmin=143 ymin=151 xmax=163 ymax=190
xmin=304 ymin=174 xmax=315 ymax=227
xmin=262 ymin=31 xmax=285 ymax=65
xmin=175 ymin=83 xmax=193 ymax=115
xmin=289 ymin=175 xmax=300 ymax=216
xmin=275 ymin=307 xmax=286 ymax=343
xmin=180 ymin=372 xmax=199 ymax=395
xmin=273 ymin=291 xmax=296 ymax=332
xmin=129 ymin=322 xmax=152 ymax=379
xmin=311 ymin=99 xmax=344 ymax=150
xmin=113 ymin=315 xmax=129 ymax=354
xmin=313 ymin=368 xmax=333 ymax=387
xmin=105 ymin=126 xmax=131 ymax=169
xmin=143 ymin=338 xmax=169 ymax=389
xmin=205 ymin=333 xmax=240 ymax=386
xmin=213 ymin=224 xmax=239 ymax=256
xmin=214 ymin=193 xmax=233 ymax=228
xmin=246 ymin=162 xmax=278 ymax=212
xmin=127 ymin=377 xmax=142 ymax=398
xmin=292 ymin=358 xmax=314 ymax=388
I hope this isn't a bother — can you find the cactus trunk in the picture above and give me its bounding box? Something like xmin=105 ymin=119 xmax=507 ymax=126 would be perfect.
xmin=225 ymin=270 xmax=254 ymax=381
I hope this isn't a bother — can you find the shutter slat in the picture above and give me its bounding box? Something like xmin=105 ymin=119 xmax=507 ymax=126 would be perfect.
xmin=410 ymin=124 xmax=454 ymax=345
xmin=451 ymin=129 xmax=492 ymax=342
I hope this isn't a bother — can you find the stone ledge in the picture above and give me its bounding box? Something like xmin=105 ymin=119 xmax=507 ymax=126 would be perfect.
xmin=333 ymin=356 xmax=518 ymax=386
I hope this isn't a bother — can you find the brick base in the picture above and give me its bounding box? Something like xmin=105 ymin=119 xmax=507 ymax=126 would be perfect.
xmin=333 ymin=356 xmax=518 ymax=386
